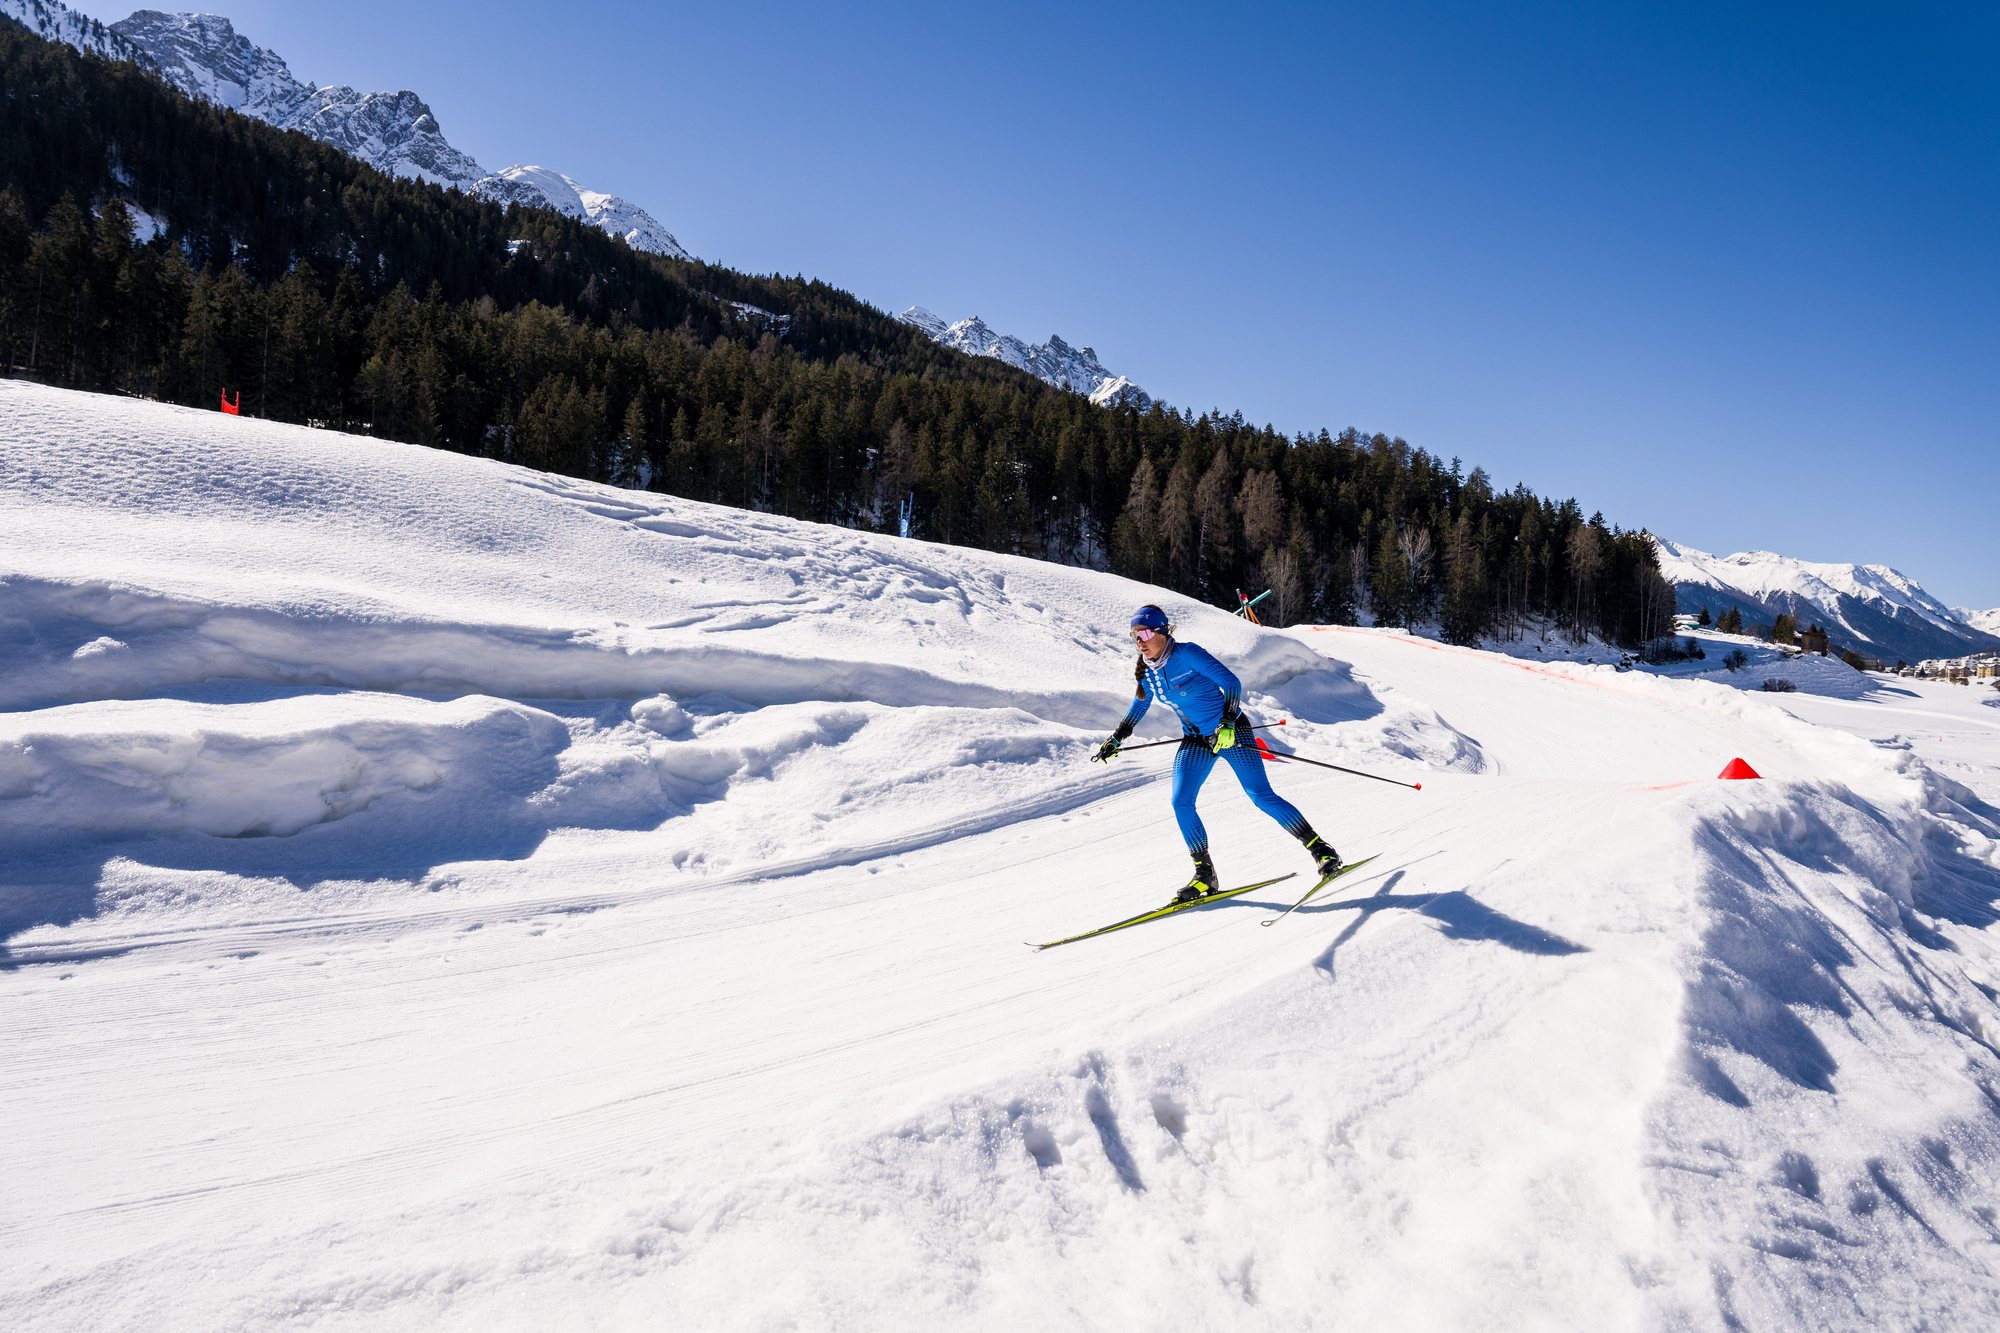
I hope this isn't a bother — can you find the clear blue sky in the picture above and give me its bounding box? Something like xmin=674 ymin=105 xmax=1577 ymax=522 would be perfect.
xmin=70 ymin=0 xmax=2000 ymax=607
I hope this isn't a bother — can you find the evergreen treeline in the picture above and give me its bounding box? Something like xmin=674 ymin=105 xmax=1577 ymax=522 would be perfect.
xmin=0 ymin=17 xmax=1675 ymax=648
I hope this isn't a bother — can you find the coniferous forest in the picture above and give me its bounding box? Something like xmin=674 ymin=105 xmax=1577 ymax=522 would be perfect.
xmin=0 ymin=18 xmax=1675 ymax=647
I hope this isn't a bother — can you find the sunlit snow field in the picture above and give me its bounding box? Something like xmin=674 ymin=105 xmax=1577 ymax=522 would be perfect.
xmin=4 ymin=381 xmax=2000 ymax=1330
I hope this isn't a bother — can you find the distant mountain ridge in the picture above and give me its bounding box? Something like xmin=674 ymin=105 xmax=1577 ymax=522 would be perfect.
xmin=106 ymin=10 xmax=691 ymax=258
xmin=0 ymin=2 xmax=692 ymax=258
xmin=896 ymin=307 xmax=1153 ymax=410
xmin=1656 ymin=539 xmax=2000 ymax=664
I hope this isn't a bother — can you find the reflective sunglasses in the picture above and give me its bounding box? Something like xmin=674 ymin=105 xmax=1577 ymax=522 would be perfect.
xmin=1130 ymin=626 xmax=1162 ymax=643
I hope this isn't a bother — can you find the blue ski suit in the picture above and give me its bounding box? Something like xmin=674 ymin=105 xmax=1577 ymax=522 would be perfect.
xmin=1117 ymin=640 xmax=1308 ymax=855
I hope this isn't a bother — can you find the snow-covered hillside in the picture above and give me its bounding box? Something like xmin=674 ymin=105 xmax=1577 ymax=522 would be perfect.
xmin=1658 ymin=538 xmax=2000 ymax=665
xmin=27 ymin=5 xmax=695 ymax=258
xmin=1 ymin=0 xmax=143 ymax=60
xmin=898 ymin=306 xmax=1154 ymax=409
xmin=6 ymin=381 xmax=2000 ymax=1330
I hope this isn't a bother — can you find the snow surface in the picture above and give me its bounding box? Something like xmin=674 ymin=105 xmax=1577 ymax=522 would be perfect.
xmin=1658 ymin=538 xmax=2000 ymax=665
xmin=87 ymin=7 xmax=692 ymax=257
xmin=896 ymin=307 xmax=1155 ymax=409
xmin=6 ymin=380 xmax=2000 ymax=1329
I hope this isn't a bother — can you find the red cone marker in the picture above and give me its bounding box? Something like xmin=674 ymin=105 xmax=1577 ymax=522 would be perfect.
xmin=1717 ymin=757 xmax=1761 ymax=780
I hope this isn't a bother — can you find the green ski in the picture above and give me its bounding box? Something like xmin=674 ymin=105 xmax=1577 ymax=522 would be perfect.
xmin=1258 ymin=854 xmax=1382 ymax=927
xmin=1031 ymin=874 xmax=1297 ymax=951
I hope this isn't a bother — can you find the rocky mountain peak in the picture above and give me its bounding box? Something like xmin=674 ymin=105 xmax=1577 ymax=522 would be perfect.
xmin=897 ymin=307 xmax=1153 ymax=410
xmin=78 ymin=5 xmax=690 ymax=256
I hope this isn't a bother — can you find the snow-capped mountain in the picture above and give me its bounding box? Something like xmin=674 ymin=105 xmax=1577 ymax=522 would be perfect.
xmin=112 ymin=10 xmax=486 ymax=187
xmin=82 ymin=8 xmax=691 ymax=258
xmin=0 ymin=0 xmax=145 ymax=62
xmin=897 ymin=307 xmax=1154 ymax=410
xmin=1656 ymin=538 xmax=2000 ymax=664
xmin=474 ymin=165 xmax=688 ymax=259
xmin=1955 ymin=606 xmax=2000 ymax=636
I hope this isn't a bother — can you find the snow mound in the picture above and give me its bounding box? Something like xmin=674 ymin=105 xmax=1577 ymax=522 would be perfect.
xmin=0 ymin=691 xmax=530 ymax=840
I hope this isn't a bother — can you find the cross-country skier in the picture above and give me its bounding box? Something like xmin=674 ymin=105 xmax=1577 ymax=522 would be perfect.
xmin=1092 ymin=604 xmax=1341 ymax=902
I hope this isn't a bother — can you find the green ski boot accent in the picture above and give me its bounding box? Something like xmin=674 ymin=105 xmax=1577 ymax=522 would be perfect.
xmin=1173 ymin=851 xmax=1219 ymax=904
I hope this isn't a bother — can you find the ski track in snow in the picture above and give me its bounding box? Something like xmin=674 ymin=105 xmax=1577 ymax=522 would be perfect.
xmin=4 ymin=381 xmax=2000 ymax=1329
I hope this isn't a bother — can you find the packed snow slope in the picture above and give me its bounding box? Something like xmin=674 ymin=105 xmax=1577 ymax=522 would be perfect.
xmin=5 ymin=381 xmax=2000 ymax=1331
xmin=1658 ymin=538 xmax=2000 ymax=665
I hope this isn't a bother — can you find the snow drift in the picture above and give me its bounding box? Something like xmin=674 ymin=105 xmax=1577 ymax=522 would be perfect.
xmin=4 ymin=380 xmax=2000 ymax=1331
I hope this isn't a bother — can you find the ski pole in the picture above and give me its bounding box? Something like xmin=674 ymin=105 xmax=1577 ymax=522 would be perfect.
xmin=1260 ymin=749 xmax=1422 ymax=790
xmin=1109 ymin=721 xmax=1288 ymax=756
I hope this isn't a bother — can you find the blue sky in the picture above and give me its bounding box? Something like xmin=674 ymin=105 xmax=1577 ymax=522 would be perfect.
xmin=69 ymin=0 xmax=2000 ymax=607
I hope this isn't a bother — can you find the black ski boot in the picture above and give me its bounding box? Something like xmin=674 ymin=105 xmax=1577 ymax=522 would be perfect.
xmin=1297 ymin=827 xmax=1342 ymax=879
xmin=1173 ymin=851 xmax=1219 ymax=903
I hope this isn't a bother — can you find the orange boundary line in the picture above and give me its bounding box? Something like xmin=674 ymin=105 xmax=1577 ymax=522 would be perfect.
xmin=1305 ymin=625 xmax=1747 ymax=725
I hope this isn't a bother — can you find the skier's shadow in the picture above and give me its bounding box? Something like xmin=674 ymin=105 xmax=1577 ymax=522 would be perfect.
xmin=1305 ymin=870 xmax=1585 ymax=979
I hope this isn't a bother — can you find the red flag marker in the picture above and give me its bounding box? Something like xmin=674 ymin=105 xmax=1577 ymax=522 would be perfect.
xmin=1718 ymin=757 xmax=1760 ymax=780
xmin=219 ymin=389 xmax=240 ymax=415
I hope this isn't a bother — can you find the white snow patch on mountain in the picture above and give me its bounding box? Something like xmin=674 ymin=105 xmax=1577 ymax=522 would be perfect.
xmin=5 ymin=379 xmax=2000 ymax=1329
xmin=0 ymin=0 xmax=146 ymax=62
xmin=1957 ymin=606 xmax=2000 ymax=636
xmin=897 ymin=307 xmax=1155 ymax=409
xmin=477 ymin=165 xmax=690 ymax=258
xmin=93 ymin=8 xmax=691 ymax=257
xmin=895 ymin=304 xmax=949 ymax=339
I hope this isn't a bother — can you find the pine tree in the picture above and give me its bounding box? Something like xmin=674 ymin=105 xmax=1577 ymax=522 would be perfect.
xmin=1238 ymin=468 xmax=1285 ymax=562
xmin=25 ymin=191 xmax=92 ymax=379
xmin=610 ymin=393 xmax=648 ymax=490
xmin=1372 ymin=525 xmax=1413 ymax=630
xmin=1697 ymin=605 xmax=1711 ymax=626
xmin=1440 ymin=510 xmax=1490 ymax=646
xmin=0 ymin=186 xmax=31 ymax=370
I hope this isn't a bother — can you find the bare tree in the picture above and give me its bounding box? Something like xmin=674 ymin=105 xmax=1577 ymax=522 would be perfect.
xmin=1398 ymin=524 xmax=1434 ymax=627
xmin=1238 ymin=468 xmax=1286 ymax=558
xmin=1566 ymin=524 xmax=1604 ymax=642
xmin=1193 ymin=450 xmax=1237 ymax=587
xmin=1161 ymin=460 xmax=1198 ymax=590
